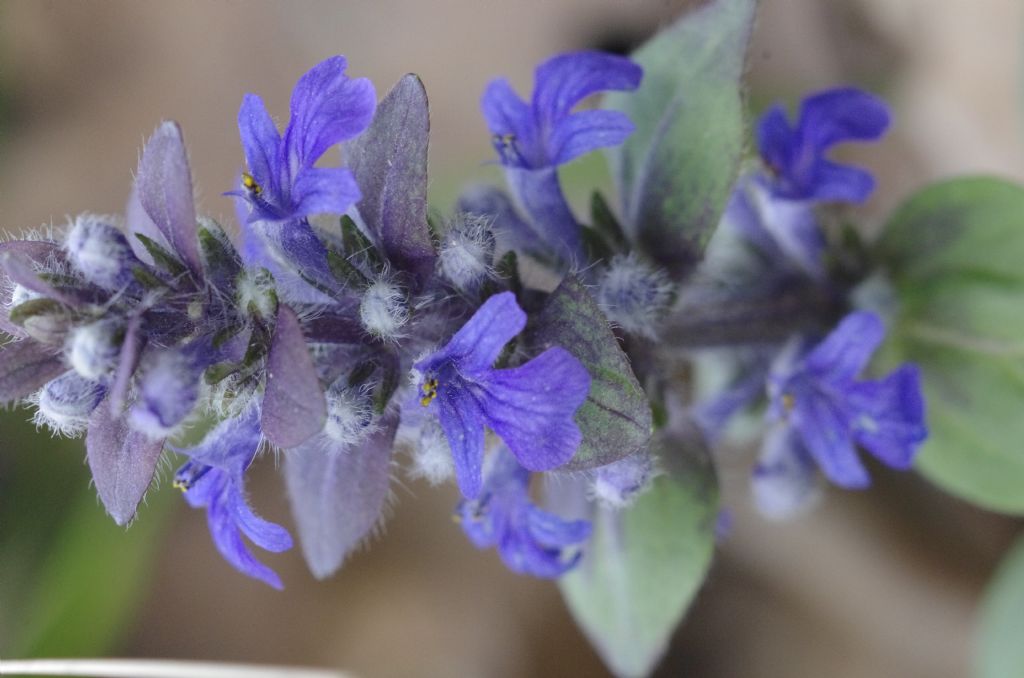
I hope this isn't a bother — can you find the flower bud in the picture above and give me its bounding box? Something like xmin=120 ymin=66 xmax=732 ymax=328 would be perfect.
xmin=438 ymin=214 xmax=495 ymax=292
xmin=359 ymin=278 xmax=408 ymax=340
xmin=408 ymin=416 xmax=454 ymax=485
xmin=65 ymin=214 xmax=140 ymax=290
xmin=9 ymin=284 xmax=40 ymax=307
xmin=591 ymin=451 xmax=656 ymax=508
xmin=34 ymin=371 xmax=106 ymax=436
xmin=596 ymin=254 xmax=674 ymax=339
xmin=323 ymin=382 xmax=375 ymax=446
xmin=10 ymin=298 xmax=71 ymax=345
xmin=67 ymin=319 xmax=122 ymax=379
xmin=208 ymin=371 xmax=259 ymax=419
xmin=129 ymin=348 xmax=201 ymax=438
xmin=236 ymin=267 xmax=278 ymax=321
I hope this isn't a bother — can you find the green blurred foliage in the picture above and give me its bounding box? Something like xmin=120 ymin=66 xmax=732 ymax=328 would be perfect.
xmin=0 ymin=407 xmax=174 ymax=657
xmin=976 ymin=532 xmax=1024 ymax=678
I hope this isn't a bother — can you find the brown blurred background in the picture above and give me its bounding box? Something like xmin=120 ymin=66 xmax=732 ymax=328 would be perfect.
xmin=1 ymin=1 xmax=1023 ymax=677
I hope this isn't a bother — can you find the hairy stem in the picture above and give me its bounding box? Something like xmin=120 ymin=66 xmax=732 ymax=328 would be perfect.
xmin=660 ymin=287 xmax=839 ymax=349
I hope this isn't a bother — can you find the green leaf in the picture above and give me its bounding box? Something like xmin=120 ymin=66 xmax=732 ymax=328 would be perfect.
xmin=134 ymin=232 xmax=187 ymax=277
xmin=197 ymin=220 xmax=242 ymax=286
xmin=527 ymin=276 xmax=651 ymax=470
xmin=875 ymin=176 xmax=1024 ymax=513
xmin=976 ymin=533 xmax=1024 ymax=678
xmin=559 ymin=427 xmax=718 ymax=678
xmin=605 ymin=0 xmax=756 ymax=278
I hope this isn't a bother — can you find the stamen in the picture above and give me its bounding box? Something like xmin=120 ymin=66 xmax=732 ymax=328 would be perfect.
xmin=242 ymin=172 xmax=262 ymax=196
xmin=492 ymin=133 xmax=526 ymax=167
xmin=420 ymin=377 xmax=439 ymax=407
xmin=782 ymin=393 xmax=795 ymax=412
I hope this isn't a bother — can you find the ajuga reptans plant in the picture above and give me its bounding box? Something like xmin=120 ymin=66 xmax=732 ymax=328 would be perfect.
xmin=7 ymin=1 xmax=1024 ymax=675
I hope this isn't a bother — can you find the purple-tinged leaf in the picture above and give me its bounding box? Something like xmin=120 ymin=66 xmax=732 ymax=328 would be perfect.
xmin=87 ymin=397 xmax=166 ymax=525
xmin=299 ymin=303 xmax=367 ymax=345
xmin=262 ymin=304 xmax=327 ymax=448
xmin=0 ymin=340 xmax=66 ymax=403
xmin=345 ymin=75 xmax=436 ymax=288
xmin=527 ymin=276 xmax=651 ymax=469
xmin=124 ymin=182 xmax=167 ymax=265
xmin=109 ymin=312 xmax=145 ymax=413
xmin=136 ymin=121 xmax=203 ymax=276
xmin=0 ymin=239 xmax=63 ymax=264
xmin=0 ymin=251 xmax=83 ymax=308
xmin=0 ymin=241 xmax=59 ymax=338
xmin=284 ymin=413 xmax=398 ymax=579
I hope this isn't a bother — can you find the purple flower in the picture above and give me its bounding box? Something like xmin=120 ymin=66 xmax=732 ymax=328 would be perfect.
xmin=413 ymin=291 xmax=590 ymax=498
xmin=174 ymin=407 xmax=293 ymax=589
xmin=762 ymin=311 xmax=927 ymax=491
xmin=751 ymin=423 xmax=822 ymax=520
xmin=723 ymin=174 xmax=826 ymax=280
xmin=757 ymin=87 xmax=890 ymax=203
xmin=231 ymin=56 xmax=376 ymax=224
xmin=458 ymin=447 xmax=591 ymax=578
xmin=480 ymin=51 xmax=641 ymax=262
xmin=482 ymin=51 xmax=641 ymax=171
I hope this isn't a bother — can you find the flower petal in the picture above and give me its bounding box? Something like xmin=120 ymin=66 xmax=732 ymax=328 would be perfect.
xmin=756 ymin=104 xmax=795 ymax=175
xmin=481 ymin=78 xmax=539 ymax=167
xmin=284 ymin=55 xmax=376 ymax=171
xmin=238 ymin=93 xmax=284 ymax=195
xmin=533 ymin=51 xmax=642 ymax=122
xmin=798 ymin=87 xmax=891 ymax=149
xmin=181 ymin=406 xmax=262 ymax=474
xmin=751 ymin=423 xmax=822 ymax=520
xmin=229 ymin=482 xmax=293 ymax=554
xmin=478 ymin=347 xmax=590 ymax=472
xmin=437 ymin=386 xmax=486 ymax=498
xmin=548 ymin=109 xmax=635 ymax=166
xmin=803 ymin=311 xmax=885 ymax=383
xmin=807 ymin=160 xmax=876 ymax=203
xmin=429 ymin=291 xmax=526 ymax=374
xmin=291 ymin=166 xmax=362 ymax=219
xmin=792 ymin=388 xmax=870 ymax=489
xmin=198 ymin=470 xmax=288 ymax=589
xmin=525 ymin=504 xmax=591 ymax=548
xmin=505 ymin=166 xmax=581 ymax=263
xmin=848 ymin=364 xmax=927 ymax=469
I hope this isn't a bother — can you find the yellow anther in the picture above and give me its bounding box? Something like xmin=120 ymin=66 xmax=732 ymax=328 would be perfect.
xmin=782 ymin=393 xmax=795 ymax=412
xmin=420 ymin=377 xmax=439 ymax=407
xmin=173 ymin=479 xmax=189 ymax=492
xmin=242 ymin=172 xmax=262 ymax=195
xmin=494 ymin=133 xmax=516 ymax=148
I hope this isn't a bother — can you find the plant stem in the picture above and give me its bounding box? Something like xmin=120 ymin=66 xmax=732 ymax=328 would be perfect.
xmin=661 ymin=287 xmax=838 ymax=348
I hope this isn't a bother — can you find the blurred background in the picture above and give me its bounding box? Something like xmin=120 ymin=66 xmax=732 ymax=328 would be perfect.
xmin=1 ymin=1 xmax=1023 ymax=676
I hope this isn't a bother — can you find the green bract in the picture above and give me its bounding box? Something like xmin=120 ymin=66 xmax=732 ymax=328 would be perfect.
xmin=558 ymin=428 xmax=718 ymax=678
xmin=527 ymin=276 xmax=652 ymax=470
xmin=604 ymin=0 xmax=756 ymax=279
